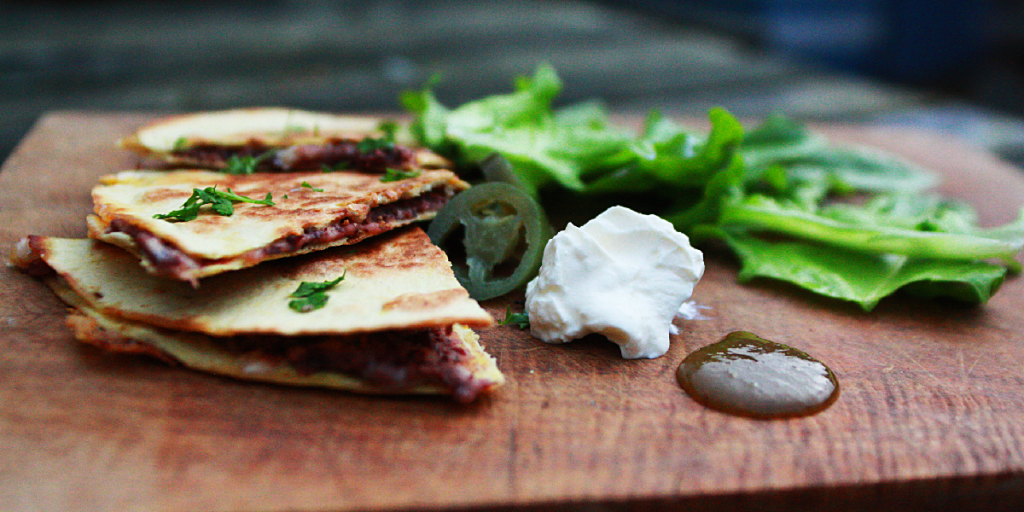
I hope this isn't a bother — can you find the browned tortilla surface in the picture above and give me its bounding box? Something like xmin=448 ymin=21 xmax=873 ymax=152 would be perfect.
xmin=12 ymin=227 xmax=502 ymax=401
xmin=88 ymin=169 xmax=468 ymax=283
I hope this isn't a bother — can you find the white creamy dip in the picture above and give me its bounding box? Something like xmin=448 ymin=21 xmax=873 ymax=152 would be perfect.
xmin=524 ymin=206 xmax=705 ymax=359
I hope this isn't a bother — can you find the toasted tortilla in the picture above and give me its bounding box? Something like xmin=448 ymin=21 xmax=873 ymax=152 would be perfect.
xmin=88 ymin=169 xmax=468 ymax=284
xmin=28 ymin=228 xmax=493 ymax=335
xmin=118 ymin=107 xmax=449 ymax=171
xmin=13 ymin=229 xmax=503 ymax=401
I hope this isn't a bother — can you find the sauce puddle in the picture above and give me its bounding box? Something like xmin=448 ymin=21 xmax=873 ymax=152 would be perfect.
xmin=677 ymin=331 xmax=839 ymax=419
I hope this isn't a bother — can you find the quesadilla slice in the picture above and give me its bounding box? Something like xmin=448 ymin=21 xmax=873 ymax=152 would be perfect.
xmin=88 ymin=168 xmax=468 ymax=284
xmin=11 ymin=228 xmax=504 ymax=402
xmin=118 ymin=107 xmax=449 ymax=172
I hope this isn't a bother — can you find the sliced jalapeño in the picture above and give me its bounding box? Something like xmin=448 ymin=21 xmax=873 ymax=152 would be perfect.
xmin=428 ymin=181 xmax=552 ymax=300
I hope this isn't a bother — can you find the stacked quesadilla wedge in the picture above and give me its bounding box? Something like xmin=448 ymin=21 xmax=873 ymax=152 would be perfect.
xmin=118 ymin=107 xmax=449 ymax=172
xmin=10 ymin=109 xmax=506 ymax=402
xmin=12 ymin=228 xmax=504 ymax=402
xmin=88 ymin=168 xmax=469 ymax=285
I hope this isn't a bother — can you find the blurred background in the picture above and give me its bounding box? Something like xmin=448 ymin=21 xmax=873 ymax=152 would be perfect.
xmin=2 ymin=0 xmax=1024 ymax=166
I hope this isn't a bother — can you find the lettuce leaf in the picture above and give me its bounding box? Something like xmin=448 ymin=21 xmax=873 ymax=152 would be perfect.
xmin=402 ymin=64 xmax=1023 ymax=310
xmin=720 ymin=194 xmax=1024 ymax=262
xmin=581 ymin=108 xmax=745 ymax=193
xmin=721 ymin=232 xmax=1008 ymax=310
xmin=402 ymin=63 xmax=633 ymax=194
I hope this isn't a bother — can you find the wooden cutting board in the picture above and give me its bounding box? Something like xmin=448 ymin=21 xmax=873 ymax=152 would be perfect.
xmin=2 ymin=112 xmax=1024 ymax=512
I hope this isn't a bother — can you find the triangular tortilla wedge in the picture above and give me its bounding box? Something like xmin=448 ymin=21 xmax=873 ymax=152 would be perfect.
xmin=31 ymin=228 xmax=493 ymax=335
xmin=12 ymin=228 xmax=503 ymax=402
xmin=118 ymin=107 xmax=449 ymax=172
xmin=88 ymin=169 xmax=469 ymax=284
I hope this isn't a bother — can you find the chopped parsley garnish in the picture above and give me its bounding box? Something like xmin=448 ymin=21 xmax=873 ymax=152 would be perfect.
xmin=283 ymin=123 xmax=306 ymax=134
xmin=357 ymin=136 xmax=394 ymax=153
xmin=380 ymin=168 xmax=421 ymax=182
xmin=223 ymin=151 xmax=275 ymax=175
xmin=288 ymin=272 xmax=346 ymax=312
xmin=172 ymin=137 xmax=189 ymax=151
xmin=379 ymin=120 xmax=398 ymax=140
xmin=153 ymin=186 xmax=274 ymax=222
xmin=357 ymin=121 xmax=399 ymax=153
xmin=499 ymin=305 xmax=530 ymax=330
xmin=321 ymin=162 xmax=349 ymax=172
xmin=301 ymin=181 xmax=324 ymax=192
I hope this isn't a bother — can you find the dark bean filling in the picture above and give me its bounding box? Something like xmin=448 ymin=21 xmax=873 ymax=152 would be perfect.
xmin=108 ymin=189 xmax=451 ymax=282
xmin=173 ymin=138 xmax=415 ymax=172
xmin=251 ymin=189 xmax=450 ymax=261
xmin=226 ymin=326 xmax=489 ymax=403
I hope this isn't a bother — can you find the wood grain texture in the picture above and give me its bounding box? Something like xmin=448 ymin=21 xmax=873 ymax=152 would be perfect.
xmin=2 ymin=112 xmax=1024 ymax=512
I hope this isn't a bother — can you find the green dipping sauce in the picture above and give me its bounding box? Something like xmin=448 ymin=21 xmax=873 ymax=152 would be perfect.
xmin=677 ymin=331 xmax=839 ymax=419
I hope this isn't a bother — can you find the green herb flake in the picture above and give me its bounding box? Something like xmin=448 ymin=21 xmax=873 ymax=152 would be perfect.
xmin=172 ymin=137 xmax=189 ymax=152
xmin=288 ymin=272 xmax=346 ymax=313
xmin=379 ymin=120 xmax=398 ymax=140
xmin=357 ymin=137 xmax=395 ymax=154
xmin=499 ymin=305 xmax=530 ymax=330
xmin=223 ymin=151 xmax=275 ymax=175
xmin=321 ymin=161 xmax=349 ymax=173
xmin=380 ymin=168 xmax=421 ymax=182
xmin=301 ymin=181 xmax=324 ymax=192
xmin=357 ymin=122 xmax=399 ymax=154
xmin=153 ymin=186 xmax=274 ymax=222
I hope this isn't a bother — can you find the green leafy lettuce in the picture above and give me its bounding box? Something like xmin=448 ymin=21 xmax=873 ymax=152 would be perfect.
xmin=402 ymin=64 xmax=1024 ymax=310
xmin=403 ymin=64 xmax=635 ymax=194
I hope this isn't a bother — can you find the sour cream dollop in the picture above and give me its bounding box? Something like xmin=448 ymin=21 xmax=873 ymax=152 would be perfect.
xmin=524 ymin=206 xmax=705 ymax=359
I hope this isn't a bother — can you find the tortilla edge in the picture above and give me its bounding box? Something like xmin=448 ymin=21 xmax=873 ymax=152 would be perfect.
xmin=51 ymin=276 xmax=504 ymax=400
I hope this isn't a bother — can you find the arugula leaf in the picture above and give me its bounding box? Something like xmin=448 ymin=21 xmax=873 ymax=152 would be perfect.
xmin=223 ymin=151 xmax=275 ymax=175
xmin=288 ymin=273 xmax=345 ymax=313
xmin=380 ymin=168 xmax=421 ymax=182
xmin=153 ymin=186 xmax=274 ymax=222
